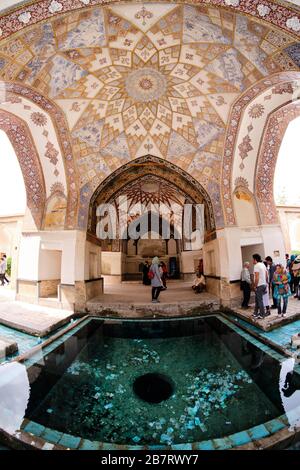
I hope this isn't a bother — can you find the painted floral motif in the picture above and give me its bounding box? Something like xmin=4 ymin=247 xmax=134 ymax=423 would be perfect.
xmin=134 ymin=6 xmax=153 ymax=26
xmin=272 ymin=83 xmax=295 ymax=95
xmin=224 ymin=0 xmax=240 ymax=6
xmin=18 ymin=12 xmax=32 ymax=24
xmin=31 ymin=112 xmax=48 ymax=127
xmin=238 ymin=135 xmax=253 ymax=161
xmin=50 ymin=182 xmax=65 ymax=195
xmin=248 ymin=103 xmax=265 ymax=119
xmin=257 ymin=5 xmax=271 ymax=17
xmin=45 ymin=141 xmax=59 ymax=165
xmin=286 ymin=17 xmax=300 ymax=33
xmin=49 ymin=1 xmax=63 ymax=14
xmin=125 ymin=68 xmax=167 ymax=103
xmin=234 ymin=176 xmax=249 ymax=189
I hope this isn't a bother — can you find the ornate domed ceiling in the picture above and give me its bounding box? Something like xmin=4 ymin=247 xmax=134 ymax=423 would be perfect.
xmin=0 ymin=1 xmax=299 ymax=230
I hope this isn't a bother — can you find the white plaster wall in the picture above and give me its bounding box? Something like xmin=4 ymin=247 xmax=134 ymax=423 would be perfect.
xmin=203 ymin=238 xmax=221 ymax=277
xmin=101 ymin=252 xmax=123 ymax=276
xmin=18 ymin=230 xmax=91 ymax=285
xmin=260 ymin=225 xmax=286 ymax=265
xmin=234 ymin=196 xmax=259 ymax=227
xmin=18 ymin=234 xmax=40 ymax=280
xmin=241 ymin=244 xmax=265 ymax=274
xmin=39 ymin=249 xmax=62 ymax=280
xmin=216 ymin=225 xmax=286 ymax=282
xmin=180 ymin=250 xmax=202 ymax=274
xmin=84 ymin=241 xmax=101 ymax=280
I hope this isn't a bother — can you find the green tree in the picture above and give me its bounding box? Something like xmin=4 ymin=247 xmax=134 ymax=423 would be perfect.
xmin=6 ymin=257 xmax=11 ymax=277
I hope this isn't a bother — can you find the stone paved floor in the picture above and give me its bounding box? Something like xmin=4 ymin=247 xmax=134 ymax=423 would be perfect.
xmin=232 ymin=294 xmax=300 ymax=331
xmin=0 ymin=287 xmax=73 ymax=336
xmin=90 ymin=280 xmax=216 ymax=304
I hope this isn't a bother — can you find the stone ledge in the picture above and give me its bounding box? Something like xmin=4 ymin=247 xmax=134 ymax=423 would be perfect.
xmin=84 ymin=300 xmax=220 ymax=317
xmin=0 ymin=337 xmax=18 ymax=359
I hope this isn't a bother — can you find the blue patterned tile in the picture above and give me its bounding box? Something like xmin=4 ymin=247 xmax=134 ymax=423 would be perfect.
xmin=171 ymin=444 xmax=192 ymax=450
xmin=213 ymin=438 xmax=233 ymax=450
xmin=265 ymin=419 xmax=285 ymax=435
xmin=79 ymin=439 xmax=101 ymax=450
xmin=248 ymin=424 xmax=270 ymax=440
xmin=229 ymin=431 xmax=251 ymax=447
xmin=24 ymin=421 xmax=45 ymax=437
xmin=41 ymin=428 xmax=62 ymax=444
xmin=59 ymin=433 xmax=81 ymax=449
xmin=194 ymin=440 xmax=215 ymax=450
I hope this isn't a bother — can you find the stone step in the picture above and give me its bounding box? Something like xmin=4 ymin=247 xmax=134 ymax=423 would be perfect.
xmin=0 ymin=337 xmax=18 ymax=360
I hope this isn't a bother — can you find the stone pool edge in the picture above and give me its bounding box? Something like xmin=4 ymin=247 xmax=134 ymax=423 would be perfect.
xmin=1 ymin=314 xmax=300 ymax=451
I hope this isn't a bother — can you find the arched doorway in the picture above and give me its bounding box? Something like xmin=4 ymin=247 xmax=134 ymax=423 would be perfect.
xmin=88 ymin=156 xmax=215 ymax=283
xmin=0 ymin=130 xmax=26 ymax=289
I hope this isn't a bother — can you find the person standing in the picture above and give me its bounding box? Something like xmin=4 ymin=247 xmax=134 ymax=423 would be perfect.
xmin=285 ymin=253 xmax=291 ymax=271
xmin=149 ymin=256 xmax=163 ymax=303
xmin=273 ymin=265 xmax=291 ymax=317
xmin=265 ymin=256 xmax=277 ymax=309
xmin=252 ymin=254 xmax=268 ymax=319
xmin=160 ymin=261 xmax=168 ymax=289
xmin=241 ymin=262 xmax=251 ymax=309
xmin=0 ymin=257 xmax=6 ymax=286
xmin=291 ymin=256 xmax=300 ymax=299
xmin=263 ymin=262 xmax=271 ymax=316
xmin=289 ymin=255 xmax=296 ymax=294
xmin=1 ymin=255 xmax=9 ymax=285
xmin=142 ymin=260 xmax=150 ymax=285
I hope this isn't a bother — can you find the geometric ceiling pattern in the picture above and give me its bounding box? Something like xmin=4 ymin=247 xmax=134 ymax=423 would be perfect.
xmin=0 ymin=2 xmax=299 ymax=230
xmin=110 ymin=175 xmax=187 ymax=210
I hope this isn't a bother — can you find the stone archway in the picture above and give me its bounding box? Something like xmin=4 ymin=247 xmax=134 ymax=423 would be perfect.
xmin=3 ymin=83 xmax=79 ymax=229
xmin=0 ymin=109 xmax=46 ymax=229
xmin=255 ymin=101 xmax=300 ymax=224
xmin=88 ymin=155 xmax=216 ymax=235
xmin=87 ymin=155 xmax=214 ymax=282
xmin=222 ymin=72 xmax=300 ymax=226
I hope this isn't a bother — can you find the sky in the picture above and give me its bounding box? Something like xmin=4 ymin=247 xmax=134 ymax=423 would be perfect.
xmin=0 ymin=129 xmax=26 ymax=216
xmin=0 ymin=116 xmax=299 ymax=217
xmin=274 ymin=115 xmax=300 ymax=206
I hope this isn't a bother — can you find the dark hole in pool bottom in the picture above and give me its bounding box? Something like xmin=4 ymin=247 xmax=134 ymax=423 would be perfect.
xmin=133 ymin=373 xmax=175 ymax=403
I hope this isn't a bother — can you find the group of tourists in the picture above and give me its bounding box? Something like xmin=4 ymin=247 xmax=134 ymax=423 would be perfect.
xmin=143 ymin=257 xmax=206 ymax=302
xmin=241 ymin=253 xmax=299 ymax=319
xmin=0 ymin=254 xmax=9 ymax=286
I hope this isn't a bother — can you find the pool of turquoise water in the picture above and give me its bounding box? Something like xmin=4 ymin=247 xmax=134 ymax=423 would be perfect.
xmin=22 ymin=317 xmax=291 ymax=446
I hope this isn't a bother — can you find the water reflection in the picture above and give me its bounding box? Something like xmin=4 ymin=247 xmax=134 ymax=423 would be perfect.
xmin=0 ymin=362 xmax=30 ymax=434
xmin=280 ymin=358 xmax=300 ymax=429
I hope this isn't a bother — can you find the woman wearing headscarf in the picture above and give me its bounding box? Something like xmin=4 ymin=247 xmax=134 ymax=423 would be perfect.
xmin=148 ymin=256 xmax=164 ymax=303
xmin=289 ymin=254 xmax=296 ymax=294
xmin=291 ymin=255 xmax=300 ymax=300
xmin=273 ymin=265 xmax=291 ymax=317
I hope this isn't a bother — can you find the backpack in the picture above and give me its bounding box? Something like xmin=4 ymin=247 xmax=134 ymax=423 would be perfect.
xmin=148 ymin=269 xmax=155 ymax=280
